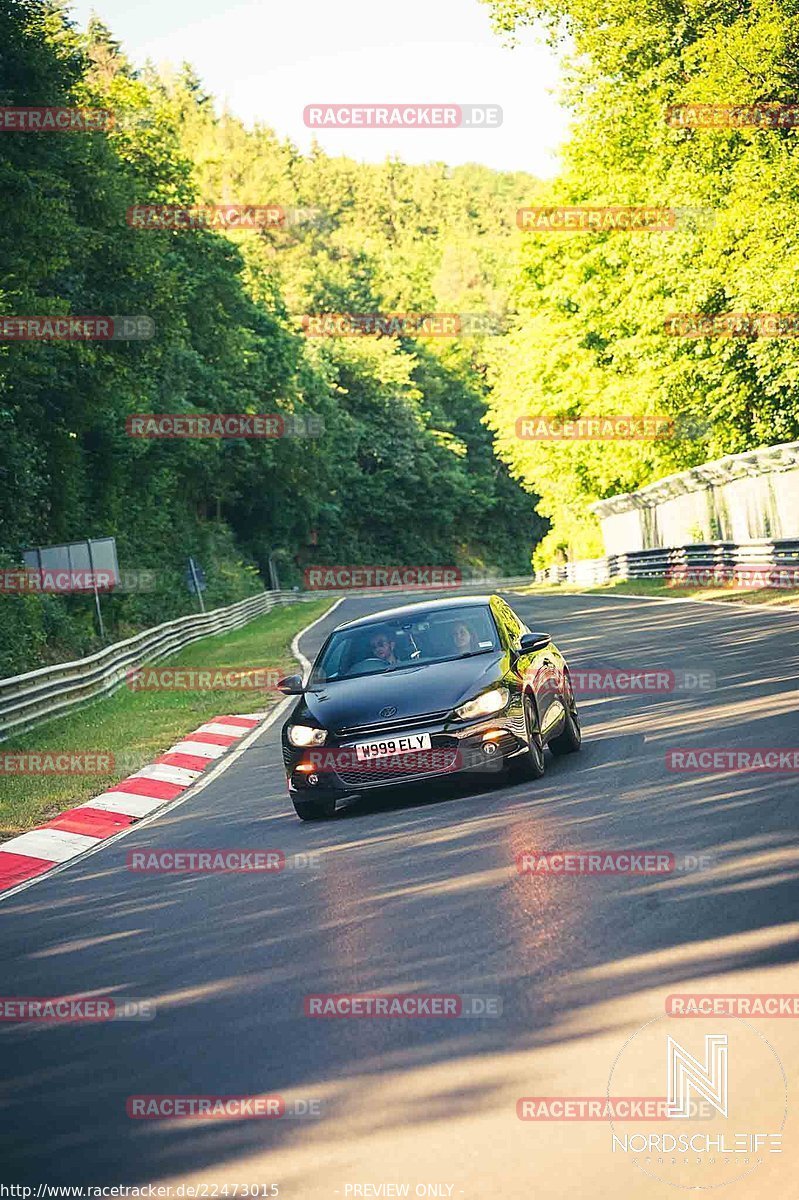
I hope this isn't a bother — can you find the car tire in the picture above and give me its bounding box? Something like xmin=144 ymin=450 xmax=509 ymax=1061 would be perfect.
xmin=549 ymin=677 xmax=582 ymax=756
xmin=291 ymin=795 xmax=336 ymax=821
xmin=510 ymin=694 xmax=546 ymax=780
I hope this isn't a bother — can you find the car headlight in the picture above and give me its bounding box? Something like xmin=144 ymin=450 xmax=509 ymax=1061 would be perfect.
xmin=288 ymin=724 xmax=327 ymax=747
xmin=453 ymin=687 xmax=510 ymax=721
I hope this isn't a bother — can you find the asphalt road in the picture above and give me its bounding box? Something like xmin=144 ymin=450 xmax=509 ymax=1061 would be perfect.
xmin=1 ymin=591 xmax=798 ymax=1197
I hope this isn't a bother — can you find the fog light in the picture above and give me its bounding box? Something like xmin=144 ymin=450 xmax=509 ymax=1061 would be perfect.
xmin=307 ymin=773 xmax=319 ymax=786
xmin=482 ymin=742 xmax=498 ymax=757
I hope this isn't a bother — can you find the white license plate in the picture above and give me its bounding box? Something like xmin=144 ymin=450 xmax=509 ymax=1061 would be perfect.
xmin=353 ymin=733 xmax=432 ymax=761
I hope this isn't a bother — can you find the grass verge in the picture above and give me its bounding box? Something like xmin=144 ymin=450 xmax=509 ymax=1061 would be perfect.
xmin=0 ymin=598 xmax=333 ymax=840
xmin=511 ymin=578 xmax=799 ymax=608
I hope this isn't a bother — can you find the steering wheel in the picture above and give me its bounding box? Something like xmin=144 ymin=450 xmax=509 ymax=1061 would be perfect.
xmin=348 ymin=657 xmax=389 ymax=676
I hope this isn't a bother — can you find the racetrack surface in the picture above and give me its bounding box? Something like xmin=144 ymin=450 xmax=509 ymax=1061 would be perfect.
xmin=1 ymin=592 xmax=798 ymax=1196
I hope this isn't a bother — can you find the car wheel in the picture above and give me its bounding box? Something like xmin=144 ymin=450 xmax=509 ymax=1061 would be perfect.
xmin=549 ymin=676 xmax=582 ymax=756
xmin=510 ymin=694 xmax=546 ymax=780
xmin=291 ymin=795 xmax=336 ymax=821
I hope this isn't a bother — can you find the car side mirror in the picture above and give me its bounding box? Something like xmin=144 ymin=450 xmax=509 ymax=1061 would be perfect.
xmin=519 ymin=632 xmax=551 ymax=653
xmin=277 ymin=674 xmax=305 ymax=695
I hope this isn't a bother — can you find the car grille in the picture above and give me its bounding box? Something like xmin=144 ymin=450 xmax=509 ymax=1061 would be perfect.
xmin=334 ymin=747 xmax=460 ymax=788
xmin=334 ymin=709 xmax=451 ymax=738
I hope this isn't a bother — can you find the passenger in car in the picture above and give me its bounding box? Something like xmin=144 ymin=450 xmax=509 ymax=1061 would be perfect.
xmin=452 ymin=621 xmax=479 ymax=654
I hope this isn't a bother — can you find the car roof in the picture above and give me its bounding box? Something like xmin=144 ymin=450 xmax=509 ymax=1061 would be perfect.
xmin=334 ymin=594 xmax=499 ymax=631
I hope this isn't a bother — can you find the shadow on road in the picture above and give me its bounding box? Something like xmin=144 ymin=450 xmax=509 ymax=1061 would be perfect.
xmin=1 ymin=594 xmax=797 ymax=1185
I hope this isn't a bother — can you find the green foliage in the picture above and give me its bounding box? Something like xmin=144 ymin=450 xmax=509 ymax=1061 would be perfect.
xmin=0 ymin=0 xmax=544 ymax=676
xmin=481 ymin=0 xmax=799 ymax=564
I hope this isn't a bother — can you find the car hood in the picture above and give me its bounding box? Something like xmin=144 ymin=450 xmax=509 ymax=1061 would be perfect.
xmin=299 ymin=652 xmax=507 ymax=732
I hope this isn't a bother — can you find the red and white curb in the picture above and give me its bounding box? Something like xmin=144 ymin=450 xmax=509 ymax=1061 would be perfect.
xmin=0 ymin=715 xmax=265 ymax=893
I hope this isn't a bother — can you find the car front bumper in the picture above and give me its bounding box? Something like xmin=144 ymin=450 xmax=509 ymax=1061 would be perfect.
xmin=283 ymin=710 xmax=528 ymax=797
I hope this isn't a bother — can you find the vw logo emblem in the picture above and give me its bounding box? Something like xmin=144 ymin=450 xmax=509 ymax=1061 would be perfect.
xmin=379 ymin=706 xmax=397 ymax=718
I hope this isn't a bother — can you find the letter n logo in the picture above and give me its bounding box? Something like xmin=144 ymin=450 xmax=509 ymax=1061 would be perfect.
xmin=667 ymin=1034 xmax=728 ymax=1117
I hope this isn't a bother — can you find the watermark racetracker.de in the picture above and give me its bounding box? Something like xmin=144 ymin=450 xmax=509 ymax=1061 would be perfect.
xmin=535 ymin=661 xmax=716 ymax=699
xmin=125 ymin=414 xmax=325 ymax=438
xmin=304 ymin=566 xmax=461 ymax=590
xmin=300 ymin=313 xmax=503 ymax=336
xmin=666 ymin=564 xmax=799 ymax=590
xmin=0 ymin=752 xmax=116 ymax=776
xmin=127 ymin=1095 xmax=322 ymax=1120
xmin=0 ymin=750 xmax=162 ymax=777
xmin=0 ymin=316 xmax=154 ymax=340
xmin=127 ymin=205 xmax=323 ymax=231
xmin=303 ymin=103 xmax=502 ymax=129
xmin=666 ymin=748 xmax=799 ymax=773
xmin=0 ymin=569 xmax=158 ymax=594
xmin=304 ymin=993 xmax=501 ymax=1017
xmin=0 ymin=996 xmax=155 ymax=1021
xmin=126 ymin=849 xmax=322 ymax=873
xmin=0 ymin=106 xmax=113 ymax=131
xmin=667 ymin=994 xmax=799 ymax=1017
xmin=664 ymin=313 xmax=799 ymax=338
xmin=517 ymin=1097 xmax=719 ymax=1121
xmin=516 ymin=851 xmax=713 ymax=875
xmin=516 ymin=415 xmax=675 ymax=441
xmin=666 ymin=103 xmax=799 ymax=129
xmin=125 ymin=667 xmax=284 ymax=693
xmin=296 ymin=746 xmax=505 ymax=779
xmin=517 ymin=206 xmax=678 ymax=232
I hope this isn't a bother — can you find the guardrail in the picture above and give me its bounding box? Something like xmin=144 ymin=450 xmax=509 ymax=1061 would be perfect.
xmin=534 ymin=539 xmax=799 ymax=587
xmin=0 ymin=591 xmax=305 ymax=742
xmin=0 ymin=576 xmax=539 ymax=741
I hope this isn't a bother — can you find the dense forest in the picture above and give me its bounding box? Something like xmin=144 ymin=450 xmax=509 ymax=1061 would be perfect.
xmin=4 ymin=0 xmax=799 ymax=677
xmin=0 ymin=1 xmax=544 ymax=676
xmin=482 ymin=0 xmax=799 ymax=563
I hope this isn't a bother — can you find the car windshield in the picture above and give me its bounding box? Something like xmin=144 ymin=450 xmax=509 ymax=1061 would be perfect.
xmin=309 ymin=605 xmax=500 ymax=684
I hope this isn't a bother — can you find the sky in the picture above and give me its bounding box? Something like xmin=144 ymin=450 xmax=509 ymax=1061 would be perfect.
xmin=68 ymin=0 xmax=568 ymax=176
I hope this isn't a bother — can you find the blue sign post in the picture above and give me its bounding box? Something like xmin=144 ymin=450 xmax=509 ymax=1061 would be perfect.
xmin=186 ymin=557 xmax=207 ymax=612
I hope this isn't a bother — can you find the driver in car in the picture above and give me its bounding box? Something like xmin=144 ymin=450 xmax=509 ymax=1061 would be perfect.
xmin=369 ymin=629 xmax=401 ymax=666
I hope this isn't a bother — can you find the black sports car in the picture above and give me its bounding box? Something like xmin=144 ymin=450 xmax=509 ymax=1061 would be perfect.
xmin=279 ymin=594 xmax=581 ymax=820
